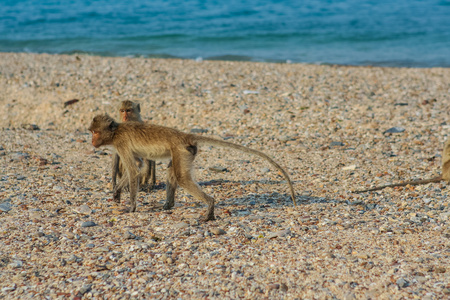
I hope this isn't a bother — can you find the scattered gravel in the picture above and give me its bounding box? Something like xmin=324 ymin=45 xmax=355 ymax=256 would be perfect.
xmin=0 ymin=53 xmax=449 ymax=299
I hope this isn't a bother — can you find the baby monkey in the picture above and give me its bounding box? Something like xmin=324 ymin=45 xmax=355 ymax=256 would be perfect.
xmin=112 ymin=101 xmax=156 ymax=200
xmin=89 ymin=114 xmax=296 ymax=221
xmin=353 ymin=139 xmax=450 ymax=193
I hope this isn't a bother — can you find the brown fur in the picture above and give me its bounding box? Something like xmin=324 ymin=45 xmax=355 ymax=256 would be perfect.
xmin=112 ymin=101 xmax=156 ymax=200
xmin=353 ymin=139 xmax=450 ymax=193
xmin=89 ymin=114 xmax=296 ymax=221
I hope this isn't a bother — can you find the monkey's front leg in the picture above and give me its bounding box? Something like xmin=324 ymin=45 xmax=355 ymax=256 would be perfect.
xmin=112 ymin=154 xmax=121 ymax=200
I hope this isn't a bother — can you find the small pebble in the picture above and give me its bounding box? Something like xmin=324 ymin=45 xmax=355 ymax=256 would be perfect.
xmin=174 ymin=222 xmax=189 ymax=229
xmin=77 ymin=204 xmax=92 ymax=215
xmin=81 ymin=221 xmax=97 ymax=228
xmin=267 ymin=229 xmax=291 ymax=239
xmin=396 ymin=278 xmax=409 ymax=288
xmin=124 ymin=231 xmax=137 ymax=239
xmin=383 ymin=127 xmax=405 ymax=134
xmin=0 ymin=202 xmax=12 ymax=212
xmin=208 ymin=166 xmax=228 ymax=172
xmin=210 ymin=228 xmax=226 ymax=235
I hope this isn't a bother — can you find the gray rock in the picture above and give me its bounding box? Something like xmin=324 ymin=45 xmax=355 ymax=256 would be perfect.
xmin=174 ymin=222 xmax=189 ymax=229
xmin=81 ymin=221 xmax=97 ymax=228
xmin=279 ymin=135 xmax=294 ymax=142
xmin=190 ymin=128 xmax=208 ymax=134
xmin=77 ymin=204 xmax=92 ymax=215
xmin=243 ymin=90 xmax=259 ymax=95
xmin=384 ymin=127 xmax=405 ymax=134
xmin=343 ymin=292 xmax=356 ymax=300
xmin=94 ymin=247 xmax=110 ymax=252
xmin=124 ymin=231 xmax=137 ymax=239
xmin=78 ymin=284 xmax=92 ymax=295
xmin=210 ymin=228 xmax=226 ymax=235
xmin=11 ymin=152 xmax=29 ymax=160
xmin=8 ymin=260 xmax=23 ymax=268
xmin=396 ymin=278 xmax=409 ymax=288
xmin=235 ymin=210 xmax=251 ymax=216
xmin=260 ymin=167 xmax=270 ymax=173
xmin=208 ymin=166 xmax=228 ymax=172
xmin=67 ymin=254 xmax=82 ymax=263
xmin=267 ymin=229 xmax=291 ymax=239
xmin=180 ymin=230 xmax=191 ymax=236
xmin=0 ymin=202 xmax=12 ymax=212
xmin=21 ymin=124 xmax=40 ymax=130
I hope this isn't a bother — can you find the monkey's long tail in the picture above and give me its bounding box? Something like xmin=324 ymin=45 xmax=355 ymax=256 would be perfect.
xmin=352 ymin=176 xmax=442 ymax=193
xmin=196 ymin=136 xmax=296 ymax=206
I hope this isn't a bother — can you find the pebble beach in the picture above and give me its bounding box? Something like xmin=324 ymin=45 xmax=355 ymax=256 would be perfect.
xmin=0 ymin=52 xmax=449 ymax=299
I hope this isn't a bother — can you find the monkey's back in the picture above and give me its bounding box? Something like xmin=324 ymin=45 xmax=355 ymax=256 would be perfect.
xmin=114 ymin=122 xmax=196 ymax=160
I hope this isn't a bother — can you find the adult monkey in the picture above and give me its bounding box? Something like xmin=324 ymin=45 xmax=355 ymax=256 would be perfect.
xmin=353 ymin=139 xmax=450 ymax=193
xmin=89 ymin=114 xmax=296 ymax=221
xmin=112 ymin=101 xmax=156 ymax=201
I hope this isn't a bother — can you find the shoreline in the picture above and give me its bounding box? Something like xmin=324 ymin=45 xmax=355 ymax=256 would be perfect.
xmin=0 ymin=52 xmax=449 ymax=299
xmin=2 ymin=50 xmax=450 ymax=69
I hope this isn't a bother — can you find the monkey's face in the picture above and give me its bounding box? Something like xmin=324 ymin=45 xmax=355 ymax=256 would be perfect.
xmin=88 ymin=115 xmax=117 ymax=148
xmin=120 ymin=108 xmax=133 ymax=122
xmin=90 ymin=130 xmax=103 ymax=148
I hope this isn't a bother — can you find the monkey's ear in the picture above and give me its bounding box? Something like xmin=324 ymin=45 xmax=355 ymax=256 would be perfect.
xmin=136 ymin=103 xmax=141 ymax=113
xmin=108 ymin=119 xmax=119 ymax=131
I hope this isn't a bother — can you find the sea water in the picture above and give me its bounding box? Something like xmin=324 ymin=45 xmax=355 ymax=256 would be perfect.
xmin=0 ymin=0 xmax=449 ymax=67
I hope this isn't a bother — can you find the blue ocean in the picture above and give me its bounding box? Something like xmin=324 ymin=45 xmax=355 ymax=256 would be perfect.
xmin=1 ymin=0 xmax=449 ymax=67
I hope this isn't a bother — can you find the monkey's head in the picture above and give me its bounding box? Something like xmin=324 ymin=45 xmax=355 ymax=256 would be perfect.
xmin=119 ymin=100 xmax=141 ymax=122
xmin=88 ymin=114 xmax=119 ymax=148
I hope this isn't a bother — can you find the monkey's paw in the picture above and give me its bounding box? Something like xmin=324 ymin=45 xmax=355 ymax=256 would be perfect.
xmin=113 ymin=192 xmax=121 ymax=203
xmin=140 ymin=183 xmax=155 ymax=192
xmin=122 ymin=206 xmax=137 ymax=213
xmin=163 ymin=203 xmax=174 ymax=210
xmin=199 ymin=214 xmax=216 ymax=222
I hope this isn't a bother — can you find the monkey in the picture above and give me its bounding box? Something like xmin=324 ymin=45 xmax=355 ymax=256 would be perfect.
xmin=353 ymin=139 xmax=450 ymax=193
xmin=112 ymin=101 xmax=156 ymax=200
xmin=88 ymin=114 xmax=296 ymax=221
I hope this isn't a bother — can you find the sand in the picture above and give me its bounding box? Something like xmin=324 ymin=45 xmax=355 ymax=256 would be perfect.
xmin=0 ymin=52 xmax=449 ymax=299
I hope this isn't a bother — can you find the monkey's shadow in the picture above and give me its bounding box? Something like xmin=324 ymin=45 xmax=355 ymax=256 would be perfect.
xmin=135 ymin=179 xmax=338 ymax=214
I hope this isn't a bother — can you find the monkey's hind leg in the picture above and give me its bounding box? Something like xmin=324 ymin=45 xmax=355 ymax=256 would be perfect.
xmin=140 ymin=159 xmax=156 ymax=191
xmin=114 ymin=173 xmax=130 ymax=204
xmin=150 ymin=160 xmax=156 ymax=186
xmin=127 ymin=170 xmax=139 ymax=213
xmin=112 ymin=154 xmax=122 ymax=202
xmin=164 ymin=160 xmax=177 ymax=210
xmin=172 ymin=149 xmax=215 ymax=222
